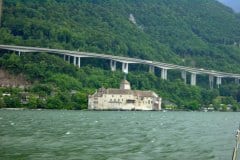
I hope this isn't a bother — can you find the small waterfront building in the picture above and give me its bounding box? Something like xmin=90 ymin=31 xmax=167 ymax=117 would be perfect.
xmin=88 ymin=80 xmax=161 ymax=111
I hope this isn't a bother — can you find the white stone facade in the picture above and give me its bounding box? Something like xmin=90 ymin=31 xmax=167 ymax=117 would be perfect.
xmin=88 ymin=80 xmax=161 ymax=111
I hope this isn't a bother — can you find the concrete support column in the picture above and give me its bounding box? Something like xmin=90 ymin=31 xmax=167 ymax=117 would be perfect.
xmin=73 ymin=56 xmax=77 ymax=66
xmin=78 ymin=57 xmax=81 ymax=68
xmin=63 ymin=54 xmax=66 ymax=61
xmin=209 ymin=75 xmax=214 ymax=89
xmin=190 ymin=73 xmax=197 ymax=86
xmin=235 ymin=78 xmax=239 ymax=85
xmin=68 ymin=55 xmax=71 ymax=63
xmin=216 ymin=77 xmax=222 ymax=88
xmin=161 ymin=68 xmax=168 ymax=80
xmin=181 ymin=70 xmax=187 ymax=84
xmin=122 ymin=62 xmax=129 ymax=74
xmin=18 ymin=51 xmax=21 ymax=56
xmin=110 ymin=60 xmax=116 ymax=71
xmin=149 ymin=65 xmax=155 ymax=74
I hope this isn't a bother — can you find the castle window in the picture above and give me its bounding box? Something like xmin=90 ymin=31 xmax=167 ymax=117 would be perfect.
xmin=126 ymin=99 xmax=135 ymax=104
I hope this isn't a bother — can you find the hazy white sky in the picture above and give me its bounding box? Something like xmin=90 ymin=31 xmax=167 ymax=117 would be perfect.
xmin=217 ymin=0 xmax=240 ymax=12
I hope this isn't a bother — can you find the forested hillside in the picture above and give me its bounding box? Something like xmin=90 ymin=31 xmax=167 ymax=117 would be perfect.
xmin=1 ymin=0 xmax=240 ymax=72
xmin=0 ymin=0 xmax=240 ymax=110
xmin=1 ymin=53 xmax=239 ymax=111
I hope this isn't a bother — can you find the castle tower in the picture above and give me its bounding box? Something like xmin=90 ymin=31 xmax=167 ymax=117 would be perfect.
xmin=120 ymin=80 xmax=131 ymax=90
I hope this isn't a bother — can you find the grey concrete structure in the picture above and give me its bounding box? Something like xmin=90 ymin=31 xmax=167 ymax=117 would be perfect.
xmin=63 ymin=54 xmax=66 ymax=61
xmin=77 ymin=57 xmax=81 ymax=68
xmin=161 ymin=68 xmax=168 ymax=80
xmin=190 ymin=73 xmax=197 ymax=86
xmin=122 ymin=63 xmax=129 ymax=74
xmin=181 ymin=70 xmax=187 ymax=84
xmin=149 ymin=65 xmax=155 ymax=74
xmin=68 ymin=55 xmax=71 ymax=63
xmin=110 ymin=60 xmax=116 ymax=71
xmin=1 ymin=44 xmax=240 ymax=88
xmin=73 ymin=56 xmax=77 ymax=66
xmin=216 ymin=76 xmax=222 ymax=88
xmin=235 ymin=78 xmax=239 ymax=85
xmin=209 ymin=75 xmax=214 ymax=89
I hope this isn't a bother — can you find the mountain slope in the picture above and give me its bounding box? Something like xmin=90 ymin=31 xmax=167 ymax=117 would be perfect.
xmin=2 ymin=52 xmax=236 ymax=110
xmin=0 ymin=0 xmax=240 ymax=72
xmin=1 ymin=1 xmax=240 ymax=110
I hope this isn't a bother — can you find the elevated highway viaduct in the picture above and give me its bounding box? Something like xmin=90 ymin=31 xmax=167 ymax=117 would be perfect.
xmin=0 ymin=44 xmax=240 ymax=88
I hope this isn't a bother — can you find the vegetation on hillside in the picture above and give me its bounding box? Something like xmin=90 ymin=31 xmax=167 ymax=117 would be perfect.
xmin=0 ymin=1 xmax=240 ymax=111
xmin=1 ymin=0 xmax=240 ymax=72
xmin=0 ymin=53 xmax=239 ymax=111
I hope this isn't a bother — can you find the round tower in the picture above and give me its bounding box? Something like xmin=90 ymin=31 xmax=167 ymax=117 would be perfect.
xmin=120 ymin=80 xmax=131 ymax=90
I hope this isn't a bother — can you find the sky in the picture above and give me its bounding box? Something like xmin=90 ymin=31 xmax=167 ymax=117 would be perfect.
xmin=217 ymin=0 xmax=240 ymax=12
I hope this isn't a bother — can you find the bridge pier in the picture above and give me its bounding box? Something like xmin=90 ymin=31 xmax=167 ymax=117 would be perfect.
xmin=216 ymin=76 xmax=222 ymax=88
xmin=149 ymin=65 xmax=155 ymax=74
xmin=2 ymin=45 xmax=240 ymax=88
xmin=190 ymin=73 xmax=197 ymax=86
xmin=73 ymin=56 xmax=77 ymax=66
xmin=209 ymin=75 xmax=214 ymax=89
xmin=68 ymin=55 xmax=71 ymax=63
xmin=78 ymin=57 xmax=81 ymax=68
xmin=235 ymin=78 xmax=239 ymax=85
xmin=181 ymin=70 xmax=187 ymax=84
xmin=122 ymin=62 xmax=129 ymax=74
xmin=161 ymin=68 xmax=168 ymax=80
xmin=110 ymin=60 xmax=116 ymax=71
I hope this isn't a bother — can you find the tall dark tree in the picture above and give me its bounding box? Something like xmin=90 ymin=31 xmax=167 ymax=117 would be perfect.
xmin=0 ymin=0 xmax=2 ymax=27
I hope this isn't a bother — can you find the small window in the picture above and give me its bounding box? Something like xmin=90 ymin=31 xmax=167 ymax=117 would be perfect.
xmin=126 ymin=100 xmax=135 ymax=104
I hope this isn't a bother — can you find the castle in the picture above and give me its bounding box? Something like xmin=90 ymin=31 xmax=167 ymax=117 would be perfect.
xmin=88 ymin=80 xmax=161 ymax=111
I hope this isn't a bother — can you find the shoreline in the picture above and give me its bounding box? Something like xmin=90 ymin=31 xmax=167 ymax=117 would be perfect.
xmin=0 ymin=108 xmax=239 ymax=112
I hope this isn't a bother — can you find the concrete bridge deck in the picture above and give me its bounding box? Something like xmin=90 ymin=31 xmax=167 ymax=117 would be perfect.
xmin=0 ymin=44 xmax=240 ymax=87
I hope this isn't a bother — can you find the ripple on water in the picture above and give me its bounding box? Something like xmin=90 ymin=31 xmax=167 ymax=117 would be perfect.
xmin=0 ymin=110 xmax=239 ymax=160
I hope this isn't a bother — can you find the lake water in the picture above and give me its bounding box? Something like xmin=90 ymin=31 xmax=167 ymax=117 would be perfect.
xmin=0 ymin=109 xmax=239 ymax=160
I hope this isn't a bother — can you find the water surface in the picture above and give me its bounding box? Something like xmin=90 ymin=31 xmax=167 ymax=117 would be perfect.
xmin=0 ymin=110 xmax=239 ymax=160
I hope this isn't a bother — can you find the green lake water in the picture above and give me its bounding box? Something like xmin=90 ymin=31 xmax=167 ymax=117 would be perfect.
xmin=0 ymin=109 xmax=239 ymax=160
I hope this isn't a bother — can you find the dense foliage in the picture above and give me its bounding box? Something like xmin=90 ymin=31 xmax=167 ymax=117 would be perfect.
xmin=0 ymin=53 xmax=239 ymax=111
xmin=1 ymin=0 xmax=240 ymax=72
xmin=0 ymin=1 xmax=240 ymax=110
